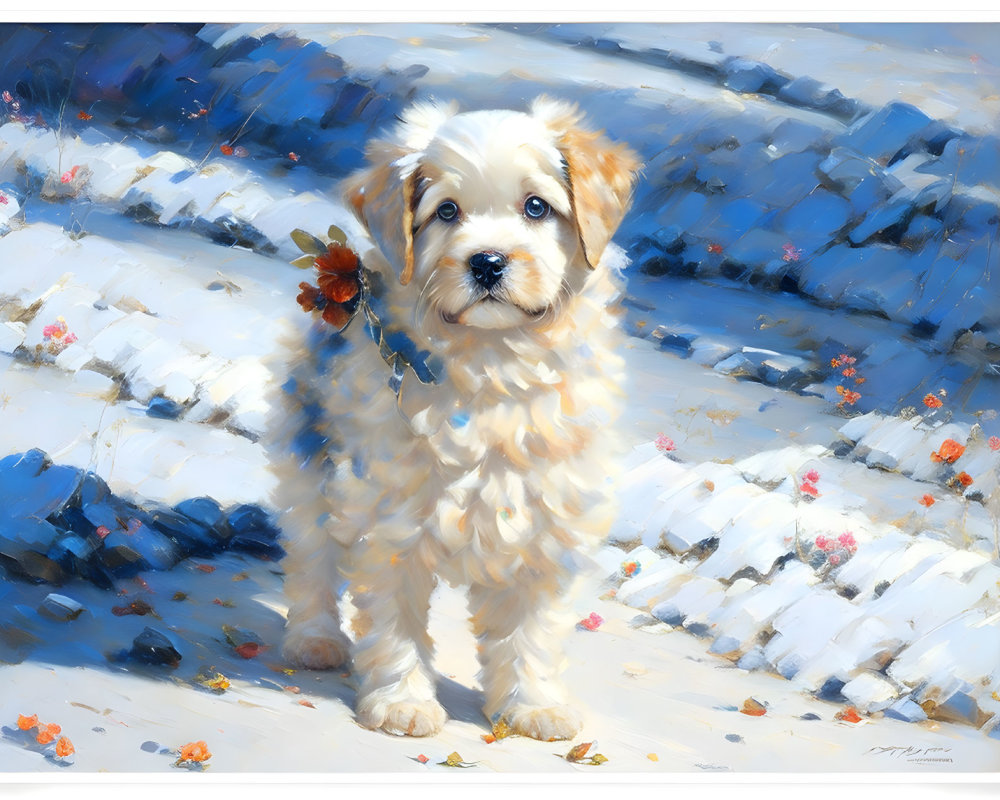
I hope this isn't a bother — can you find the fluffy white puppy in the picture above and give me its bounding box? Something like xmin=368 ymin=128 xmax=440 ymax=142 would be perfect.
xmin=268 ymin=97 xmax=639 ymax=741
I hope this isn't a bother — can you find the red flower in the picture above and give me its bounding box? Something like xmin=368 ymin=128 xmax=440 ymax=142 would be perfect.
xmin=55 ymin=737 xmax=75 ymax=757
xmin=923 ymin=393 xmax=943 ymax=409
xmin=77 ymin=111 xmax=92 ymax=121
xmin=0 ymin=194 xmax=8 ymax=205
xmin=956 ymin=471 xmax=974 ymax=487
xmin=707 ymin=243 xmax=723 ymax=254
xmin=36 ymin=723 xmax=61 ymax=745
xmin=931 ymin=438 xmax=965 ymax=464
xmin=219 ymin=144 xmax=234 ymax=156
xmin=803 ymin=469 xmax=820 ymax=484
xmin=17 ymin=714 xmax=38 ymax=731
xmin=800 ymin=482 xmax=819 ymax=498
xmin=178 ymin=741 xmax=211 ymax=763
xmin=919 ymin=494 xmax=936 ymax=508
xmin=841 ymin=367 xmax=857 ymax=378
xmin=654 ymin=433 xmax=676 ymax=453
xmin=288 ymin=152 xmax=300 ymax=162
xmin=60 ymin=166 xmax=79 ymax=184
xmin=989 ymin=436 xmax=1000 ymax=452
xmin=814 ymin=535 xmax=833 ymax=552
xmin=578 ymin=612 xmax=604 ymax=631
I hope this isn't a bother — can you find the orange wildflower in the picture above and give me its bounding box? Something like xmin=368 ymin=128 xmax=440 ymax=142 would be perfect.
xmin=17 ymin=714 xmax=38 ymax=730
xmin=836 ymin=707 xmax=862 ymax=723
xmin=931 ymin=439 xmax=965 ymax=464
xmin=957 ymin=471 xmax=974 ymax=487
xmin=919 ymin=494 xmax=936 ymax=508
xmin=178 ymin=741 xmax=211 ymax=763
xmin=35 ymin=723 xmax=61 ymax=745
xmin=55 ymin=737 xmax=75 ymax=757
xmin=923 ymin=393 xmax=944 ymax=409
xmin=842 ymin=367 xmax=857 ymax=378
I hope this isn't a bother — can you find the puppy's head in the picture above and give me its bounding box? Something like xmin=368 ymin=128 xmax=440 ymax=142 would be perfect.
xmin=344 ymin=97 xmax=639 ymax=330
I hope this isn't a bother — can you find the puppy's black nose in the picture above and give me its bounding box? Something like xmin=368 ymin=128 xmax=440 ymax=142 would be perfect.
xmin=469 ymin=251 xmax=507 ymax=290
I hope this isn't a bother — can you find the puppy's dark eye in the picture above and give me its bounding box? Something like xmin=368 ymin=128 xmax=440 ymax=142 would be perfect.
xmin=523 ymin=196 xmax=550 ymax=220
xmin=436 ymin=201 xmax=460 ymax=222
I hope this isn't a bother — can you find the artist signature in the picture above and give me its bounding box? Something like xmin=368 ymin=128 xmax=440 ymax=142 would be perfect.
xmin=866 ymin=745 xmax=955 ymax=765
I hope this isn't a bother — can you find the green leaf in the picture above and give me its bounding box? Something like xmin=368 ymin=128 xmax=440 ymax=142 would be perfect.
xmin=290 ymin=228 xmax=327 ymax=256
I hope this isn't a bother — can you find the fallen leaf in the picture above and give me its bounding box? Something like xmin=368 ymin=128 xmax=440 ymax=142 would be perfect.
xmin=416 ymin=754 xmax=428 ymax=764
xmin=195 ymin=564 xmax=216 ymax=573
xmin=647 ymin=753 xmax=659 ymax=762
xmin=836 ymin=706 xmax=862 ymax=723
xmin=440 ymin=751 xmax=476 ymax=768
xmin=590 ymin=753 xmax=608 ymax=765
xmin=740 ymin=697 xmax=767 ymax=716
xmin=491 ymin=717 xmax=512 ymax=740
xmin=235 ymin=643 xmax=263 ymax=659
xmin=172 ymin=592 xmax=188 ymax=602
xmin=232 ymin=572 xmax=249 ymax=582
xmin=481 ymin=734 xmax=496 ymax=744
xmin=565 ymin=741 xmax=592 ymax=762
xmin=284 ymin=686 xmax=301 ymax=694
xmin=298 ymin=699 xmax=316 ymax=709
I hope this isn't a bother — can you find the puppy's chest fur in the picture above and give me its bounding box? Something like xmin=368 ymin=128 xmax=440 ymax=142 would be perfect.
xmin=300 ymin=268 xmax=625 ymax=582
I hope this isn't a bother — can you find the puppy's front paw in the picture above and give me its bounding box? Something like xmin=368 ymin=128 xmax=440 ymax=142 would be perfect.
xmin=282 ymin=629 xmax=352 ymax=670
xmin=501 ymin=704 xmax=582 ymax=741
xmin=357 ymin=696 xmax=447 ymax=737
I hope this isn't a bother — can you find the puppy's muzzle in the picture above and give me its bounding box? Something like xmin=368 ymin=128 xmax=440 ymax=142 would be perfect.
xmin=469 ymin=251 xmax=507 ymax=291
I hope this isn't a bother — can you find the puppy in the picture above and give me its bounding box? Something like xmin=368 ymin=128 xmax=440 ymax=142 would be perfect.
xmin=268 ymin=97 xmax=639 ymax=740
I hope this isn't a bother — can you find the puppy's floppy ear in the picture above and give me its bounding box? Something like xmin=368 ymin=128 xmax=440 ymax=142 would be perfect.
xmin=343 ymin=144 xmax=418 ymax=285
xmin=343 ymin=101 xmax=458 ymax=285
xmin=532 ymin=96 xmax=641 ymax=269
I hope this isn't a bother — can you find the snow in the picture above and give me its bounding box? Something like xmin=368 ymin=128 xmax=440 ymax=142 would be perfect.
xmin=1 ymin=19 xmax=1000 ymax=778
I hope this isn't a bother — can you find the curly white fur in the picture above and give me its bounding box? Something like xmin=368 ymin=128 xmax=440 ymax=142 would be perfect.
xmin=267 ymin=97 xmax=639 ymax=740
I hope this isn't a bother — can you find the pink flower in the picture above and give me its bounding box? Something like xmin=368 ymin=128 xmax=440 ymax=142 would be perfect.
xmin=838 ymin=532 xmax=856 ymax=549
xmin=579 ymin=612 xmax=604 ymax=632
xmin=60 ymin=166 xmax=79 ymax=184
xmin=781 ymin=243 xmax=803 ymax=262
xmin=0 ymin=193 xmax=7 ymax=205
xmin=803 ymin=469 xmax=820 ymax=484
xmin=815 ymin=535 xmax=834 ymax=552
xmin=800 ymin=482 xmax=819 ymax=498
xmin=828 ymin=554 xmax=841 ymax=566
xmin=989 ymin=436 xmax=1000 ymax=452
xmin=64 ymin=332 xmax=78 ymax=345
xmin=2 ymin=90 xmax=11 ymax=104
xmin=654 ymin=433 xmax=676 ymax=453
xmin=42 ymin=318 xmax=67 ymax=340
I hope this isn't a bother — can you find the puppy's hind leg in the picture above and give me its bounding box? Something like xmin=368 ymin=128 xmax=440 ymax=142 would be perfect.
xmin=470 ymin=579 xmax=582 ymax=742
xmin=279 ymin=486 xmax=353 ymax=670
xmin=351 ymin=548 xmax=446 ymax=737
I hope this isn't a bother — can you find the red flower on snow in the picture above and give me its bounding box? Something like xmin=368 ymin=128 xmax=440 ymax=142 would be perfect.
xmin=930 ymin=438 xmax=965 ymax=464
xmin=989 ymin=436 xmax=1000 ymax=452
